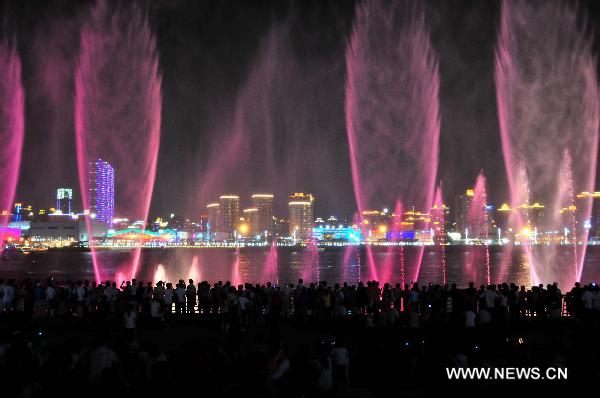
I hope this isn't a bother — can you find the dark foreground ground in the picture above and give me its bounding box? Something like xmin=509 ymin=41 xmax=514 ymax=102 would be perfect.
xmin=1 ymin=313 xmax=597 ymax=397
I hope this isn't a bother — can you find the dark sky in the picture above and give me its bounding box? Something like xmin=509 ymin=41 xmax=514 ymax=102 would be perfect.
xmin=4 ymin=0 xmax=600 ymax=220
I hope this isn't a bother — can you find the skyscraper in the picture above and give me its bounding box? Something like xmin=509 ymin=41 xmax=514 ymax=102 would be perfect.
xmin=219 ymin=195 xmax=240 ymax=239
xmin=88 ymin=159 xmax=114 ymax=227
xmin=251 ymin=194 xmax=274 ymax=238
xmin=56 ymin=188 xmax=73 ymax=214
xmin=242 ymin=208 xmax=257 ymax=238
xmin=206 ymin=203 xmax=219 ymax=241
xmin=454 ymin=188 xmax=474 ymax=235
xmin=288 ymin=193 xmax=314 ymax=241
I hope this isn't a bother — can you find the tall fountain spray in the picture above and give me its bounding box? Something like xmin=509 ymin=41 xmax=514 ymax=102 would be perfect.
xmin=381 ymin=200 xmax=403 ymax=284
xmin=465 ymin=173 xmax=490 ymax=285
xmin=0 ymin=37 xmax=24 ymax=244
xmin=188 ymin=255 xmax=201 ymax=284
xmin=153 ymin=264 xmax=167 ymax=285
xmin=495 ymin=0 xmax=599 ymax=287
xmin=345 ymin=0 xmax=440 ymax=282
xmin=75 ymin=1 xmax=162 ymax=282
xmin=432 ymin=185 xmax=446 ymax=285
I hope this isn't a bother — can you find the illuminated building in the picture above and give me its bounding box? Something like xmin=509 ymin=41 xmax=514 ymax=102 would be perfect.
xmin=495 ymin=203 xmax=512 ymax=231
xmin=218 ymin=195 xmax=240 ymax=239
xmin=312 ymin=225 xmax=361 ymax=242
xmin=243 ymin=208 xmax=258 ymax=238
xmin=401 ymin=209 xmax=432 ymax=243
xmin=361 ymin=210 xmax=388 ymax=227
xmin=453 ymin=188 xmax=474 ymax=235
xmin=360 ymin=210 xmax=390 ymax=241
xmin=206 ymin=203 xmax=219 ymax=241
xmin=34 ymin=208 xmax=51 ymax=222
xmin=107 ymin=228 xmax=175 ymax=244
xmin=517 ymin=202 xmax=545 ymax=227
xmin=88 ymin=159 xmax=114 ymax=227
xmin=251 ymin=194 xmax=274 ymax=238
xmin=29 ymin=218 xmax=108 ymax=247
xmin=288 ymin=193 xmax=314 ymax=241
xmin=56 ymin=188 xmax=73 ymax=214
xmin=274 ymin=217 xmax=288 ymax=238
xmin=12 ymin=203 xmax=33 ymax=221
xmin=13 ymin=202 xmax=22 ymax=222
xmin=431 ymin=203 xmax=449 ymax=244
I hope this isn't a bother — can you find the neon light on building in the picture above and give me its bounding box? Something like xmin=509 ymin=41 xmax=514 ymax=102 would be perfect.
xmin=88 ymin=159 xmax=114 ymax=227
xmin=312 ymin=225 xmax=361 ymax=242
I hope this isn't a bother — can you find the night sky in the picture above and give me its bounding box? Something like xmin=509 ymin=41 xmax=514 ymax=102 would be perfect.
xmin=4 ymin=0 xmax=600 ymax=220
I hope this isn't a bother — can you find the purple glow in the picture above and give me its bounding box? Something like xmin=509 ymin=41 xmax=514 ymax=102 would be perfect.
xmin=0 ymin=37 xmax=24 ymax=245
xmin=75 ymin=1 xmax=162 ymax=282
xmin=345 ymin=1 xmax=440 ymax=282
xmin=495 ymin=0 xmax=599 ymax=287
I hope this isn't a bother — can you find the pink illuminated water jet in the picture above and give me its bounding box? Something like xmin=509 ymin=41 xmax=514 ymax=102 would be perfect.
xmin=495 ymin=0 xmax=599 ymax=287
xmin=0 ymin=37 xmax=24 ymax=245
xmin=381 ymin=200 xmax=403 ymax=284
xmin=302 ymin=239 xmax=320 ymax=283
xmin=114 ymin=271 xmax=125 ymax=285
xmin=262 ymin=242 xmax=278 ymax=284
xmin=466 ymin=173 xmax=490 ymax=285
xmin=432 ymin=185 xmax=446 ymax=285
xmin=75 ymin=1 xmax=162 ymax=282
xmin=232 ymin=247 xmax=242 ymax=287
xmin=188 ymin=256 xmax=201 ymax=283
xmin=345 ymin=1 xmax=440 ymax=282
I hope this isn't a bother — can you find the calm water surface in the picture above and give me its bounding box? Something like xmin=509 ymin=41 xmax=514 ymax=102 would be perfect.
xmin=2 ymin=246 xmax=600 ymax=288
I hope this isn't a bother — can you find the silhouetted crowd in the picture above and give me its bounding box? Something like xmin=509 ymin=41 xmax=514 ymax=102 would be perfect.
xmin=1 ymin=276 xmax=599 ymax=395
xmin=2 ymin=277 xmax=600 ymax=325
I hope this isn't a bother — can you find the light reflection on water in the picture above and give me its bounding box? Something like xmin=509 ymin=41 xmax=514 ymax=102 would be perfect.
xmin=2 ymin=246 xmax=600 ymax=288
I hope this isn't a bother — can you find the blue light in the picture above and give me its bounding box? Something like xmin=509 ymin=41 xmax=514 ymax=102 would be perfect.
xmin=312 ymin=226 xmax=361 ymax=242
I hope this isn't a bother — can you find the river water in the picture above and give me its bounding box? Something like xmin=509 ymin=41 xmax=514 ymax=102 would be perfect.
xmin=2 ymin=245 xmax=600 ymax=289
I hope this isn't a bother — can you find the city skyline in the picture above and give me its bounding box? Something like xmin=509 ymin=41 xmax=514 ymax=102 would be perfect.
xmin=7 ymin=0 xmax=600 ymax=221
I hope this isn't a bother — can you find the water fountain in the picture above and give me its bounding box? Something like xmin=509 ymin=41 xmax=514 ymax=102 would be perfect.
xmin=302 ymin=238 xmax=320 ymax=283
xmin=262 ymin=241 xmax=278 ymax=284
xmin=465 ymin=173 xmax=490 ymax=285
xmin=231 ymin=246 xmax=242 ymax=287
xmin=345 ymin=0 xmax=440 ymax=283
xmin=381 ymin=200 xmax=403 ymax=284
xmin=188 ymin=255 xmax=201 ymax=284
xmin=495 ymin=0 xmax=599 ymax=287
xmin=75 ymin=1 xmax=162 ymax=282
xmin=0 ymin=37 xmax=24 ymax=245
xmin=153 ymin=264 xmax=167 ymax=285
xmin=432 ymin=185 xmax=446 ymax=285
